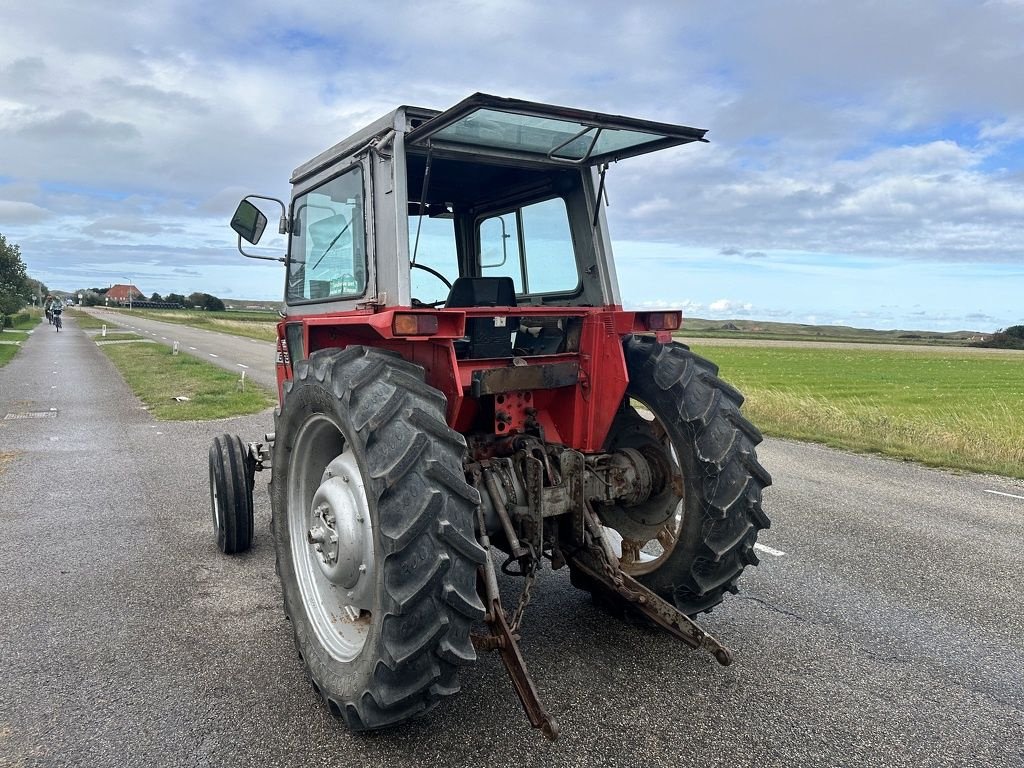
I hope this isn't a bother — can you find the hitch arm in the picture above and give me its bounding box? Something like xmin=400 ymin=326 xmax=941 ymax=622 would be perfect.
xmin=473 ymin=501 xmax=560 ymax=740
xmin=480 ymin=598 xmax=560 ymax=740
xmin=568 ymin=557 xmax=734 ymax=666
xmin=573 ymin=507 xmax=735 ymax=666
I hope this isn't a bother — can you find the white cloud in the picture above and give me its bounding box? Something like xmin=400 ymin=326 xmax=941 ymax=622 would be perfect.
xmin=0 ymin=200 xmax=51 ymax=224
xmin=708 ymin=299 xmax=754 ymax=313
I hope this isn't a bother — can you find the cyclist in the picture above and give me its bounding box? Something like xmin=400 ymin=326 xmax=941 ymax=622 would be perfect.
xmin=51 ymin=297 xmax=63 ymax=331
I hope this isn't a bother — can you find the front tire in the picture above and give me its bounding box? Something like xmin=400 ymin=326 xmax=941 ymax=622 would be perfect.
xmin=579 ymin=337 xmax=772 ymax=616
xmin=208 ymin=434 xmax=254 ymax=554
xmin=271 ymin=347 xmax=486 ymax=730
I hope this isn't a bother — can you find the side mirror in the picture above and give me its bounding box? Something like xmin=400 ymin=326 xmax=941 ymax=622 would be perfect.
xmin=231 ymin=199 xmax=268 ymax=244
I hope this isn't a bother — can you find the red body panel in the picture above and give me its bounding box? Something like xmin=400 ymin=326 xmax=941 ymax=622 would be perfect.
xmin=274 ymin=306 xmax=677 ymax=453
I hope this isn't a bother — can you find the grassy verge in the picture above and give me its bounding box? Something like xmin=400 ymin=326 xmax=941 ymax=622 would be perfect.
xmin=66 ymin=309 xmax=111 ymax=330
xmin=103 ymin=307 xmax=278 ymax=341
xmin=0 ymin=312 xmax=39 ymax=367
xmin=100 ymin=342 xmax=275 ymax=420
xmin=95 ymin=333 xmax=145 ymax=342
xmin=11 ymin=312 xmax=41 ymax=330
xmin=691 ymin=342 xmax=1024 ymax=479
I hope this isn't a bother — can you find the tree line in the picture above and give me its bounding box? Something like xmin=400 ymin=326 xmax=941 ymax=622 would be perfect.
xmin=971 ymin=325 xmax=1024 ymax=350
xmin=79 ymin=287 xmax=225 ymax=311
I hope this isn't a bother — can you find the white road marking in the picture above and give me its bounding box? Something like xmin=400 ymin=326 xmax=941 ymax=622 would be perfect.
xmin=209 ymin=353 xmax=218 ymax=358
xmin=188 ymin=346 xmax=197 ymax=350
xmin=236 ymin=363 xmax=249 ymax=369
xmin=161 ymin=336 xmax=167 ymax=340
xmin=754 ymin=543 xmax=786 ymax=557
xmin=984 ymin=490 xmax=1024 ymax=501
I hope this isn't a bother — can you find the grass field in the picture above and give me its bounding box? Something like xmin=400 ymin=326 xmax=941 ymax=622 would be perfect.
xmin=690 ymin=342 xmax=1024 ymax=479
xmin=105 ymin=308 xmax=278 ymax=341
xmin=100 ymin=342 xmax=275 ymax=420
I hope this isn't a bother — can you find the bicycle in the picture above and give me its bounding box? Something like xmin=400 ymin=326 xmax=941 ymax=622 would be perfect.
xmin=53 ymin=310 xmax=62 ymax=332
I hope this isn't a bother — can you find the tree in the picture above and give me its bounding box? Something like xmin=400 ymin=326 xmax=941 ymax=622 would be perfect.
xmin=203 ymin=294 xmax=226 ymax=312
xmin=0 ymin=233 xmax=30 ymax=315
xmin=150 ymin=292 xmax=163 ymax=302
xmin=1004 ymin=325 xmax=1024 ymax=340
xmin=165 ymin=293 xmax=186 ymax=307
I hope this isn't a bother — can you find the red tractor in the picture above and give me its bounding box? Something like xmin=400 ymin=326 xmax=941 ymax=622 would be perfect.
xmin=211 ymin=93 xmax=771 ymax=739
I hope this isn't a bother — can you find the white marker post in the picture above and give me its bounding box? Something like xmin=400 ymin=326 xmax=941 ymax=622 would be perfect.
xmin=238 ymin=370 xmax=246 ymax=392
xmin=172 ymin=341 xmax=179 ymax=356
xmin=101 ymin=325 xmax=107 ymax=337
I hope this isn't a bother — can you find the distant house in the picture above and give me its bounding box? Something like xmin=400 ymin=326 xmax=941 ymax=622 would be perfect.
xmin=106 ymin=284 xmax=144 ymax=305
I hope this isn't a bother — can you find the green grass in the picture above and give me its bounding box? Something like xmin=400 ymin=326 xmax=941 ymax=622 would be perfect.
xmin=690 ymin=342 xmax=1024 ymax=479
xmin=0 ymin=312 xmax=38 ymax=367
xmin=100 ymin=342 xmax=276 ymax=420
xmin=95 ymin=333 xmax=144 ymax=342
xmin=105 ymin=307 xmax=278 ymax=341
xmin=11 ymin=312 xmax=41 ymax=330
xmin=66 ymin=309 xmax=109 ymax=330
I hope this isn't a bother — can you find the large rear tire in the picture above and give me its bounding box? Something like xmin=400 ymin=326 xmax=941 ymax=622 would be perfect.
xmin=577 ymin=336 xmax=771 ymax=616
xmin=270 ymin=347 xmax=485 ymax=730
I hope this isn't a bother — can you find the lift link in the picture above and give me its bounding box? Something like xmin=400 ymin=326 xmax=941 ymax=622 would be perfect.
xmin=472 ymin=497 xmax=560 ymax=740
xmin=571 ymin=507 xmax=735 ymax=667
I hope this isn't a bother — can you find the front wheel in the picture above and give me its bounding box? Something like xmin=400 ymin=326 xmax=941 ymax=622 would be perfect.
xmin=208 ymin=434 xmax=255 ymax=554
xmin=271 ymin=347 xmax=485 ymax=730
xmin=578 ymin=337 xmax=772 ymax=616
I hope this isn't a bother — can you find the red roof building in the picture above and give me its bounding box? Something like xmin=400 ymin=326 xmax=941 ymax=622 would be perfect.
xmin=106 ymin=284 xmax=144 ymax=304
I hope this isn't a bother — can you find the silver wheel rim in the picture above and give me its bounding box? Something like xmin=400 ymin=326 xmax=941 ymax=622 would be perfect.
xmin=212 ymin=478 xmax=222 ymax=532
xmin=287 ymin=414 xmax=375 ymax=662
xmin=606 ymin=400 xmax=685 ymax=576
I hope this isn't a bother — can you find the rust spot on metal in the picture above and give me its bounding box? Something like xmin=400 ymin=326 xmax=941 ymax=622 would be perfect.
xmin=471 ymin=361 xmax=579 ymax=397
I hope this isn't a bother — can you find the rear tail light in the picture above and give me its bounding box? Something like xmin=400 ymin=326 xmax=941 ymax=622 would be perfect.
xmin=393 ymin=313 xmax=439 ymax=336
xmin=641 ymin=311 xmax=682 ymax=331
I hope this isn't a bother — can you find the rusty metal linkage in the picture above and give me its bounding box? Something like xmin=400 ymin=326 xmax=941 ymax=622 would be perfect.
xmin=573 ymin=506 xmax=735 ymax=667
xmin=474 ymin=493 xmax=560 ymax=740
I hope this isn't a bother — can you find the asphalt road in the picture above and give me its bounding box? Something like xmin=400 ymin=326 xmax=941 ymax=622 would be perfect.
xmin=1 ymin=315 xmax=1022 ymax=768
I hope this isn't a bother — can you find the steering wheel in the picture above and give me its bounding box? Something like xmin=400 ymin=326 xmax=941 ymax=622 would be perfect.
xmin=411 ymin=262 xmax=453 ymax=289
xmin=410 ymin=263 xmax=453 ymax=307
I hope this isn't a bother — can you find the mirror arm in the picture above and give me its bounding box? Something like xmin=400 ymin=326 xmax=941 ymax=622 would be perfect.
xmin=236 ymin=194 xmax=289 ymax=263
xmin=246 ymin=194 xmax=291 ymax=234
xmin=237 ymin=236 xmax=287 ymax=263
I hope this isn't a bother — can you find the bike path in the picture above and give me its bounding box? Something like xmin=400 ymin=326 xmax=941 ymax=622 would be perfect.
xmin=0 ymin=313 xmax=283 ymax=766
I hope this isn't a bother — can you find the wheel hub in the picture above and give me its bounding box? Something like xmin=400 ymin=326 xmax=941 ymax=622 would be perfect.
xmin=308 ymin=475 xmax=367 ymax=588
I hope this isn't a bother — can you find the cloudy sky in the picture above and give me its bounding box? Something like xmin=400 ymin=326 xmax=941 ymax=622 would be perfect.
xmin=1 ymin=0 xmax=1022 ymax=331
